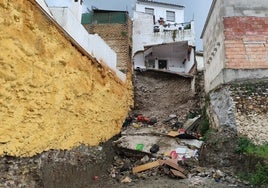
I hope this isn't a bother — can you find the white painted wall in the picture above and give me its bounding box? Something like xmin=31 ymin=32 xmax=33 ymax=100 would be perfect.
xmin=196 ymin=54 xmax=204 ymax=71
xmin=133 ymin=12 xmax=154 ymax=55
xmin=135 ymin=2 xmax=184 ymax=24
xmin=69 ymin=0 xmax=83 ymax=23
xmin=48 ymin=7 xmax=125 ymax=82
xmin=202 ymin=1 xmax=225 ymax=92
xmin=133 ymin=12 xmax=195 ymax=56
xmin=45 ymin=0 xmax=82 ymax=22
xmin=185 ymin=48 xmax=195 ymax=73
xmin=35 ymin=0 xmax=53 ymax=17
xmin=166 ymin=57 xmax=185 ymax=72
xmin=133 ymin=52 xmax=145 ymax=69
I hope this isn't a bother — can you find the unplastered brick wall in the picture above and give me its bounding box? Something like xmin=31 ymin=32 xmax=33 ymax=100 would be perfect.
xmin=84 ymin=20 xmax=132 ymax=72
xmin=0 ymin=0 xmax=133 ymax=157
xmin=224 ymin=17 xmax=268 ymax=69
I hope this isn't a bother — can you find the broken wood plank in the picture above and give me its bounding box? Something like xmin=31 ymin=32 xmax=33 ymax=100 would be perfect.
xmin=161 ymin=159 xmax=185 ymax=173
xmin=170 ymin=169 xmax=187 ymax=179
xmin=167 ymin=131 xmax=180 ymax=137
xmin=132 ymin=160 xmax=160 ymax=174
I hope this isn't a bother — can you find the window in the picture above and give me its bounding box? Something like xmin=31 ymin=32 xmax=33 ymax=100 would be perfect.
xmin=145 ymin=8 xmax=154 ymax=15
xmin=166 ymin=11 xmax=175 ymax=22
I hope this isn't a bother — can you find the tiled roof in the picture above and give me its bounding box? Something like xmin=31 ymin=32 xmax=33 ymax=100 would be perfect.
xmin=137 ymin=0 xmax=184 ymax=8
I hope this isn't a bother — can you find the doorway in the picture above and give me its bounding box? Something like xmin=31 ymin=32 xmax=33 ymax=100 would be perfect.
xmin=158 ymin=60 xmax=167 ymax=69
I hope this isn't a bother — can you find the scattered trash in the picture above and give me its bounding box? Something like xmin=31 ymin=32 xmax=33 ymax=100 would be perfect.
xmin=170 ymin=151 xmax=178 ymax=159
xmin=213 ymin=169 xmax=224 ymax=182
xmin=167 ymin=131 xmax=180 ymax=137
xmin=161 ymin=159 xmax=185 ymax=173
xmin=140 ymin=155 xmax=150 ymax=163
xmin=115 ymin=113 xmax=204 ymax=181
xmin=180 ymin=139 xmax=203 ymax=149
xmin=133 ymin=123 xmax=140 ymax=128
xmin=181 ymin=155 xmax=186 ymax=165
xmin=137 ymin=115 xmax=157 ymax=125
xmin=136 ymin=144 xmax=144 ymax=151
xmin=93 ymin=176 xmax=99 ymax=181
xmin=175 ymin=147 xmax=187 ymax=155
xmin=122 ymin=116 xmax=133 ymax=127
xmin=163 ymin=116 xmax=183 ymax=129
xmin=150 ymin=144 xmax=159 ymax=153
xmin=110 ymin=168 xmax=116 ymax=178
xmin=132 ymin=160 xmax=161 ymax=174
xmin=121 ymin=176 xmax=132 ymax=183
xmin=170 ymin=169 xmax=187 ymax=179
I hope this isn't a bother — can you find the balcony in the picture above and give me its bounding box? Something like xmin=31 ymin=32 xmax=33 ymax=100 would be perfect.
xmin=152 ymin=21 xmax=195 ymax=46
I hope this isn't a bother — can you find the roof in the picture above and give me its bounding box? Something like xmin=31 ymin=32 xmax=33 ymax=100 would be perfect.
xmin=200 ymin=0 xmax=216 ymax=38
xmin=137 ymin=0 xmax=184 ymax=9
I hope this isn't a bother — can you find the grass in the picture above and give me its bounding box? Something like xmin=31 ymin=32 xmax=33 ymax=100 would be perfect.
xmin=236 ymin=137 xmax=268 ymax=186
xmin=235 ymin=137 xmax=268 ymax=158
xmin=239 ymin=162 xmax=268 ymax=187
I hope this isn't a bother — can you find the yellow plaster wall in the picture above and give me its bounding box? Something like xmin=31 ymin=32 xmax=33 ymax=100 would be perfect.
xmin=0 ymin=0 xmax=133 ymax=157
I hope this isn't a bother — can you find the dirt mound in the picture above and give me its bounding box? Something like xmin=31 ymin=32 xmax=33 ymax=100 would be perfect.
xmin=132 ymin=70 xmax=198 ymax=122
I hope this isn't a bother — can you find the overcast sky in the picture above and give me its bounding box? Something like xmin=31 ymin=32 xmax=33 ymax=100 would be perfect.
xmin=83 ymin=0 xmax=213 ymax=51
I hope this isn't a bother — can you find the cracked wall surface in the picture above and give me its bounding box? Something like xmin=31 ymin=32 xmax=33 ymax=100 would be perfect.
xmin=0 ymin=0 xmax=133 ymax=157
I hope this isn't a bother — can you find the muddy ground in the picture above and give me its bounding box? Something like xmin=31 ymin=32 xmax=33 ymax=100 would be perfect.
xmin=0 ymin=70 xmax=257 ymax=187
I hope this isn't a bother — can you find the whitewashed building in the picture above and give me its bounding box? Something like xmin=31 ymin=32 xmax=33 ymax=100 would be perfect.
xmin=38 ymin=0 xmax=126 ymax=82
xmin=133 ymin=0 xmax=196 ymax=74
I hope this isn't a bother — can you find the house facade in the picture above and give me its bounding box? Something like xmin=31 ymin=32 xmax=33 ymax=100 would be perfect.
xmin=82 ymin=9 xmax=133 ymax=72
xmin=201 ymin=0 xmax=268 ymax=92
xmin=133 ymin=0 xmax=196 ymax=74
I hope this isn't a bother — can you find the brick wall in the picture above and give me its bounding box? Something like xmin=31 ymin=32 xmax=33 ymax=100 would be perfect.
xmin=84 ymin=18 xmax=132 ymax=72
xmin=224 ymin=17 xmax=268 ymax=69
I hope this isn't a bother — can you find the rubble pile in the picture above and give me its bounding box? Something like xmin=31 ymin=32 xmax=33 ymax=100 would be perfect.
xmin=230 ymin=80 xmax=268 ymax=145
xmin=105 ymin=114 xmax=249 ymax=187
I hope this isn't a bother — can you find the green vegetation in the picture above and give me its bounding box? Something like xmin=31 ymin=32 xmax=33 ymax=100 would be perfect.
xmin=121 ymin=31 xmax=127 ymax=37
xmin=236 ymin=137 xmax=268 ymax=186
xmin=201 ymin=129 xmax=216 ymax=141
xmin=235 ymin=137 xmax=268 ymax=158
xmin=200 ymin=106 xmax=210 ymax=136
xmin=239 ymin=162 xmax=268 ymax=187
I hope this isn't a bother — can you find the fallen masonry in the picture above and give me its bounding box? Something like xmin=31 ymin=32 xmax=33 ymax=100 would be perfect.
xmin=102 ymin=114 xmax=252 ymax=187
xmin=113 ymin=114 xmax=203 ymax=180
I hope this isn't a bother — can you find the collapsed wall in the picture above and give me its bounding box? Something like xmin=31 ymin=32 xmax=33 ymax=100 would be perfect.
xmin=0 ymin=0 xmax=133 ymax=157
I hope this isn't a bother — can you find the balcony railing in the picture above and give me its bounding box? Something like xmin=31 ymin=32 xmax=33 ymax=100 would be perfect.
xmin=153 ymin=21 xmax=192 ymax=33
